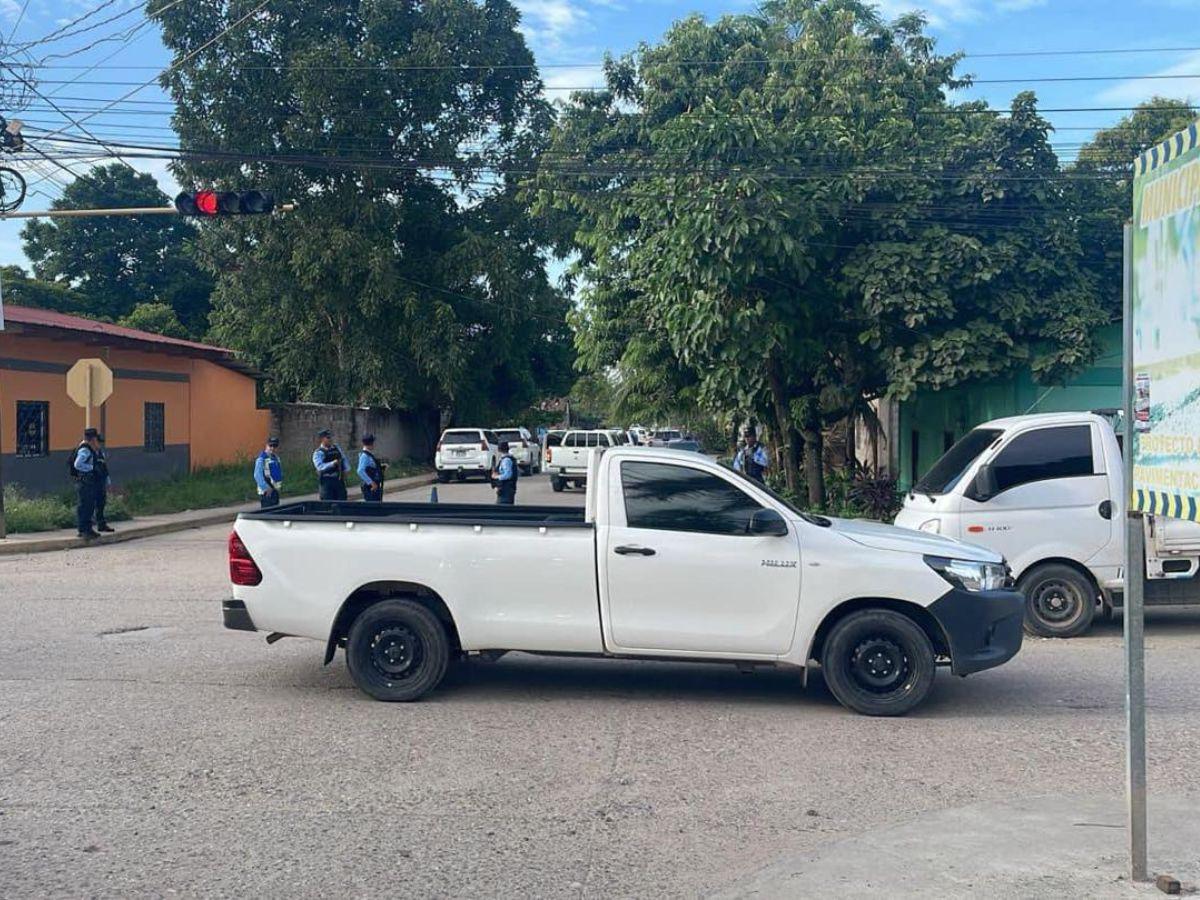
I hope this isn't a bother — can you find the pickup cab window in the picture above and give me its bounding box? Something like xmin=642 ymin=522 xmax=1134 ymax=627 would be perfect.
xmin=992 ymin=425 xmax=1094 ymax=492
xmin=621 ymin=461 xmax=763 ymax=536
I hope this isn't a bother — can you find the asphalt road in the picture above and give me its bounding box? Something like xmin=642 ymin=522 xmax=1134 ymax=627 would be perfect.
xmin=2 ymin=474 xmax=1199 ymax=897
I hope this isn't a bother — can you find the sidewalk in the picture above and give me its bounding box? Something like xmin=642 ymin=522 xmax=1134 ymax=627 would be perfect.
xmin=718 ymin=794 xmax=1198 ymax=898
xmin=0 ymin=472 xmax=434 ymax=556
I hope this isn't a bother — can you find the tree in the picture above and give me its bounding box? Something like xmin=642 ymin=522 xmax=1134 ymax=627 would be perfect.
xmin=0 ymin=265 xmax=87 ymax=314
xmin=537 ymin=0 xmax=1106 ymax=504
xmin=149 ymin=0 xmax=575 ymax=425
xmin=20 ymin=163 xmax=214 ymax=334
xmin=1070 ymin=98 xmax=1198 ymax=319
xmin=119 ymin=302 xmax=189 ymax=339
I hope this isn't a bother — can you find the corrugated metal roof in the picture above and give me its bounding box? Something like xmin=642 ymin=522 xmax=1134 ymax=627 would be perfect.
xmin=1 ymin=304 xmax=230 ymax=354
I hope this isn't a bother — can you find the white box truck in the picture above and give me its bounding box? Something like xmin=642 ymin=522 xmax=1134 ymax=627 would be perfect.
xmin=895 ymin=411 xmax=1200 ymax=637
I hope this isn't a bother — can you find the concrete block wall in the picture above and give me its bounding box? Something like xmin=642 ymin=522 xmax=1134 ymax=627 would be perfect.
xmin=267 ymin=403 xmax=438 ymax=463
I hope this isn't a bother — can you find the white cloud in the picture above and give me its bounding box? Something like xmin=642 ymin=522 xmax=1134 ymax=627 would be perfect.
xmin=516 ymin=1 xmax=591 ymax=54
xmin=871 ymin=0 xmax=1044 ymax=27
xmin=1098 ymin=49 xmax=1200 ymax=105
xmin=542 ymin=64 xmax=605 ymax=94
xmin=0 ymin=0 xmax=22 ymax=21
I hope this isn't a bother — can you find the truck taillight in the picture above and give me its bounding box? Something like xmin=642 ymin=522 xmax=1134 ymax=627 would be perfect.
xmin=229 ymin=530 xmax=262 ymax=586
xmin=545 ymin=447 xmax=552 ymax=463
xmin=481 ymin=441 xmax=489 ymax=451
xmin=436 ymin=442 xmax=442 ymax=453
xmin=521 ymin=440 xmax=528 ymax=448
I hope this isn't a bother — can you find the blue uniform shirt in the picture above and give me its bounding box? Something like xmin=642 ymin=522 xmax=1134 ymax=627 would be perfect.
xmin=496 ymin=455 xmax=516 ymax=482
xmin=254 ymin=451 xmax=283 ymax=493
xmin=74 ymin=444 xmax=95 ymax=474
xmin=733 ymin=444 xmax=769 ymax=473
xmin=357 ymin=451 xmax=378 ymax=487
xmin=313 ymin=445 xmax=350 ymax=475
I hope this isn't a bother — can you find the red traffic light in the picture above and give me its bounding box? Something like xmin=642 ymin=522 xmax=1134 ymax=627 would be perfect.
xmin=175 ymin=190 xmax=275 ymax=216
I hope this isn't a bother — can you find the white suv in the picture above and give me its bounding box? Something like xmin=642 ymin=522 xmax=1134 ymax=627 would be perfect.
xmin=493 ymin=426 xmax=542 ymax=474
xmin=435 ymin=428 xmax=500 ymax=482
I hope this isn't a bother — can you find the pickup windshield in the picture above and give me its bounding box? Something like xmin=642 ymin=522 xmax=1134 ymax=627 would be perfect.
xmin=913 ymin=428 xmax=1003 ymax=495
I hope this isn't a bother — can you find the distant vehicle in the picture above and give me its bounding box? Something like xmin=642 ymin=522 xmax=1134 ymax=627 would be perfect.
xmin=895 ymin=411 xmax=1200 ymax=637
xmin=494 ymin=426 xmax=542 ymax=475
xmin=434 ymin=428 xmax=499 ymax=482
xmin=666 ymin=438 xmax=702 ymax=453
xmin=545 ymin=429 xmax=623 ymax=491
xmin=607 ymin=429 xmax=632 ymax=446
xmin=628 ymin=425 xmax=650 ymax=444
xmin=227 ymin=446 xmax=1025 ymax=716
xmin=543 ymin=429 xmax=566 ymax=450
xmin=650 ymin=429 xmax=683 ymax=446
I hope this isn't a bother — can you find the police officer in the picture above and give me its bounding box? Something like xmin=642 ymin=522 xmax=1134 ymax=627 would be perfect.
xmin=70 ymin=428 xmax=103 ymax=539
xmin=492 ymin=440 xmax=518 ymax=505
xmin=357 ymin=433 xmax=387 ymax=502
xmin=313 ymin=429 xmax=350 ymax=500
xmin=253 ymin=437 xmax=284 ymax=508
xmin=733 ymin=428 xmax=770 ymax=483
xmin=92 ymin=432 xmax=114 ymax=533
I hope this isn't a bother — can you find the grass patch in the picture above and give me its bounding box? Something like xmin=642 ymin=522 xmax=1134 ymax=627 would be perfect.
xmin=2 ymin=485 xmax=131 ymax=534
xmin=119 ymin=454 xmax=431 ymax=516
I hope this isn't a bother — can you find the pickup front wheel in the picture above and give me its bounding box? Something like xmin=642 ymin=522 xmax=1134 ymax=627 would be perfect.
xmin=550 ymin=476 xmax=565 ymax=492
xmin=345 ymin=599 xmax=450 ymax=702
xmin=820 ymin=610 xmax=936 ymax=717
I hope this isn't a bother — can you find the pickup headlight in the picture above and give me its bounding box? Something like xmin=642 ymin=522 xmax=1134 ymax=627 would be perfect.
xmin=917 ymin=518 xmax=941 ymax=534
xmin=925 ymin=555 xmax=1009 ymax=592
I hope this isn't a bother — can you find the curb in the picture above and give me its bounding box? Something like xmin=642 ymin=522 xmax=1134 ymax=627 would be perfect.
xmin=0 ymin=473 xmax=435 ymax=556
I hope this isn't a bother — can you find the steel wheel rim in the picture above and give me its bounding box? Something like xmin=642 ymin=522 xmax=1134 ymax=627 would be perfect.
xmin=1031 ymin=578 xmax=1084 ymax=625
xmin=848 ymin=636 xmax=910 ymax=694
xmin=369 ymin=625 xmax=423 ymax=681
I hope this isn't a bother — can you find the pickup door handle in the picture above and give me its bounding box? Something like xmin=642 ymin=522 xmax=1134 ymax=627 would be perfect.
xmin=614 ymin=545 xmax=656 ymax=557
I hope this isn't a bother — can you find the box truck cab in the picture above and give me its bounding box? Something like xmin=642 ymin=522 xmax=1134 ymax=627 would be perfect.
xmin=895 ymin=412 xmax=1200 ymax=637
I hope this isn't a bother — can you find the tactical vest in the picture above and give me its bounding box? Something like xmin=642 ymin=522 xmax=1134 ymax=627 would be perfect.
xmin=743 ymin=445 xmax=765 ymax=481
xmin=319 ymin=445 xmax=343 ymax=479
xmin=259 ymin=451 xmax=282 ymax=487
xmin=93 ymin=446 xmax=109 ymax=481
xmin=69 ymin=442 xmax=90 ymax=480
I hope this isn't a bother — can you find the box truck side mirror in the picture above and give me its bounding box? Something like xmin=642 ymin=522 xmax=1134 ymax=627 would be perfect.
xmin=968 ymin=464 xmax=998 ymax=502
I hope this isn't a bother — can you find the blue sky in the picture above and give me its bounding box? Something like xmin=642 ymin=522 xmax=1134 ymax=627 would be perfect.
xmin=1 ymin=0 xmax=1199 ymax=269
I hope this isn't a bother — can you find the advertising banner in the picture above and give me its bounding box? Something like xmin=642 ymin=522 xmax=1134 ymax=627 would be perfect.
xmin=1131 ymin=120 xmax=1200 ymax=522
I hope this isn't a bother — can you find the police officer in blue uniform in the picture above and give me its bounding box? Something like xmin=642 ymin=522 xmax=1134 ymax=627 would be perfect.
xmin=313 ymin=428 xmax=350 ymax=500
xmin=253 ymin=437 xmax=284 ymax=508
xmin=356 ymin=433 xmax=386 ymax=502
xmin=92 ymin=432 xmax=115 ymax=533
xmin=492 ymin=441 xmax=518 ymax=505
xmin=70 ymin=427 xmax=103 ymax=539
xmin=733 ymin=428 xmax=770 ymax=483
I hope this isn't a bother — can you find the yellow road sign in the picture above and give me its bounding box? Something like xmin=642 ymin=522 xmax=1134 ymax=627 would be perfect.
xmin=66 ymin=359 xmax=113 ymax=427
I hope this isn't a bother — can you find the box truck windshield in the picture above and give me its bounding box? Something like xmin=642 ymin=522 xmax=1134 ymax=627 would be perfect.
xmin=913 ymin=428 xmax=1002 ymax=495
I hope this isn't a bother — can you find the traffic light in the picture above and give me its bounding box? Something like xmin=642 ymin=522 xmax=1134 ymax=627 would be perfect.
xmin=174 ymin=190 xmax=275 ymax=216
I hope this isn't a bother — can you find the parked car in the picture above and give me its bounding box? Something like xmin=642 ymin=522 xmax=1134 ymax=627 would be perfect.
xmin=545 ymin=429 xmax=623 ymax=491
xmin=650 ymin=429 xmax=683 ymax=446
xmin=434 ymin=428 xmax=499 ymax=482
xmin=895 ymin=411 xmax=1200 ymax=637
xmin=494 ymin=426 xmax=542 ymax=474
xmin=666 ymin=438 xmax=702 ymax=453
xmin=226 ymin=446 xmax=1024 ymax=716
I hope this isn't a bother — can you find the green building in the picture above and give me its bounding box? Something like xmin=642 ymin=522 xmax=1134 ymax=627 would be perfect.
xmin=887 ymin=323 xmax=1122 ymax=489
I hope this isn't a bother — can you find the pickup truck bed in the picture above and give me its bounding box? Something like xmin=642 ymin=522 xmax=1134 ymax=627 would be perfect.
xmin=242 ymin=500 xmax=588 ymax=528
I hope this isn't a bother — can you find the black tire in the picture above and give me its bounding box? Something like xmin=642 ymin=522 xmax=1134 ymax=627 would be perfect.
xmin=520 ymin=464 xmax=532 ymax=476
xmin=455 ymin=470 xmax=466 ymax=482
xmin=1019 ymin=563 xmax=1096 ymax=638
xmin=345 ymin=599 xmax=450 ymax=702
xmin=820 ymin=609 xmax=937 ymax=717
xmin=551 ymin=476 xmax=565 ymax=493
xmin=436 ymin=471 xmax=451 ymax=484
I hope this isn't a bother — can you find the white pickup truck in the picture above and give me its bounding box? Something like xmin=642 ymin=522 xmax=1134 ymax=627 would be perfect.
xmin=544 ymin=429 xmax=623 ymax=492
xmin=895 ymin=411 xmax=1200 ymax=637
xmin=224 ymin=448 xmax=1024 ymax=716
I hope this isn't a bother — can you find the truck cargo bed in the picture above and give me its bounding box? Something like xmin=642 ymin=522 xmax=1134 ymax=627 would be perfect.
xmin=240 ymin=500 xmax=590 ymax=528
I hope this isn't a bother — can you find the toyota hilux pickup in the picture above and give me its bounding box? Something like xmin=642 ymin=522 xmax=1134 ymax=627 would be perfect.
xmin=225 ymin=447 xmax=1024 ymax=716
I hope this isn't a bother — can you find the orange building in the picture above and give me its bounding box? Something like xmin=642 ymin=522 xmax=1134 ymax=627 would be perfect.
xmin=1 ymin=305 xmax=270 ymax=494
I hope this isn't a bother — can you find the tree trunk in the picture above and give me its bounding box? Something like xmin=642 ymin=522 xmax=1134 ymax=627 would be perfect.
xmin=765 ymin=352 xmax=799 ymax=496
xmin=803 ymin=426 xmax=824 ymax=508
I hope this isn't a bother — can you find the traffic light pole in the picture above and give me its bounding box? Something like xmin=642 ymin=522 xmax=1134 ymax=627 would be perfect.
xmin=0 ymin=202 xmax=295 ymax=219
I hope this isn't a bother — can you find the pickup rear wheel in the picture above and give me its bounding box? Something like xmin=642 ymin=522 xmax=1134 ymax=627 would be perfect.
xmin=550 ymin=476 xmax=565 ymax=493
xmin=820 ymin=610 xmax=936 ymax=717
xmin=345 ymin=599 xmax=449 ymax=702
xmin=1019 ymin=563 xmax=1096 ymax=638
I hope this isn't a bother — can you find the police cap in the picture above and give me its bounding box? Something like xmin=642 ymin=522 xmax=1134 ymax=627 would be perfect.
xmin=362 ymin=433 xmax=376 ymax=445
xmin=83 ymin=427 xmax=99 ymax=440
xmin=317 ymin=428 xmax=332 ymax=438
xmin=267 ymin=436 xmax=280 ymax=447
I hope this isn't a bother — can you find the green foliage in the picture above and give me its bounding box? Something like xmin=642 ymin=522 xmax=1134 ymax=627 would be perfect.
xmin=149 ymin=0 xmax=575 ymax=421
xmin=766 ymin=467 xmax=901 ymax=521
xmin=0 ymin=265 xmax=88 ymax=315
xmin=20 ymin=163 xmax=213 ymax=334
xmin=119 ymin=302 xmax=189 ymax=338
xmin=2 ymin=485 xmax=130 ymax=533
xmin=537 ymin=0 xmax=1109 ymax=502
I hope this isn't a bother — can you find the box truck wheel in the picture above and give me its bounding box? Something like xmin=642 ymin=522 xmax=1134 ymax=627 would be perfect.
xmin=820 ymin=609 xmax=936 ymax=717
xmin=551 ymin=475 xmax=565 ymax=493
xmin=345 ymin=599 xmax=450 ymax=702
xmin=1019 ymin=563 xmax=1096 ymax=638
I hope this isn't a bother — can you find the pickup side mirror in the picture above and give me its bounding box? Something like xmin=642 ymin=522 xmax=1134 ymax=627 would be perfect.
xmin=968 ymin=463 xmax=999 ymax=502
xmin=748 ymin=508 xmax=789 ymax=537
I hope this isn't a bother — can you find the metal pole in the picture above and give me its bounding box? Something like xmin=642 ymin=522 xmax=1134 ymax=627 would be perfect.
xmin=1122 ymin=221 xmax=1149 ymax=882
xmin=0 ymin=202 xmax=296 ymax=220
xmin=0 ymin=398 xmax=6 ymax=540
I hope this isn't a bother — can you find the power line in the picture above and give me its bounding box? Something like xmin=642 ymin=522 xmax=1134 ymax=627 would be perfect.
xmin=7 ymin=0 xmax=32 ymax=43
